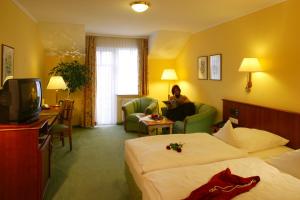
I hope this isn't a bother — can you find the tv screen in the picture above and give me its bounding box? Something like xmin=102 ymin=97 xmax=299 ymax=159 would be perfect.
xmin=0 ymin=78 xmax=42 ymax=123
xmin=20 ymin=80 xmax=42 ymax=116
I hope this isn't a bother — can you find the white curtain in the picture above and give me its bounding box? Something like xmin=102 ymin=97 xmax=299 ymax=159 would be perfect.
xmin=95 ymin=37 xmax=139 ymax=125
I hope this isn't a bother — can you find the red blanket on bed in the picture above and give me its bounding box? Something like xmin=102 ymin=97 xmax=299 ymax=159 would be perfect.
xmin=184 ymin=168 xmax=260 ymax=200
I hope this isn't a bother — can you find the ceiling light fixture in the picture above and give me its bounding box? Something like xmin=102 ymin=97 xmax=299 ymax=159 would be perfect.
xmin=130 ymin=1 xmax=150 ymax=13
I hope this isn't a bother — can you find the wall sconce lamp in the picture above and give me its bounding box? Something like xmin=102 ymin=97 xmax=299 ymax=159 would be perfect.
xmin=47 ymin=76 xmax=67 ymax=106
xmin=161 ymin=69 xmax=178 ymax=98
xmin=239 ymin=58 xmax=262 ymax=93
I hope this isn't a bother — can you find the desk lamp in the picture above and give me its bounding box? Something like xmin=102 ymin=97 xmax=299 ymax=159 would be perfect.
xmin=47 ymin=76 xmax=67 ymax=106
xmin=161 ymin=69 xmax=178 ymax=98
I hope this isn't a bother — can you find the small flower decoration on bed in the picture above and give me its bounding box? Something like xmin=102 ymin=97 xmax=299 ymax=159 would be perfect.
xmin=166 ymin=142 xmax=184 ymax=152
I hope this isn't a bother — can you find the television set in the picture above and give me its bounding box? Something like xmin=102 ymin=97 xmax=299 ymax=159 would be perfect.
xmin=0 ymin=78 xmax=42 ymax=123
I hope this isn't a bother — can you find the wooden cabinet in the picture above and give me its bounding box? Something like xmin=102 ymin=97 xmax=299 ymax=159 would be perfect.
xmin=0 ymin=118 xmax=51 ymax=200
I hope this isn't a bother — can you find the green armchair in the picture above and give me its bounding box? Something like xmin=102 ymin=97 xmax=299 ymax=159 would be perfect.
xmin=162 ymin=103 xmax=217 ymax=134
xmin=122 ymin=97 xmax=159 ymax=132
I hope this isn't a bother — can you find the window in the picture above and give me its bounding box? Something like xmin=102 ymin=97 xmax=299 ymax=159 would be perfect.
xmin=95 ymin=37 xmax=139 ymax=124
xmin=116 ymin=49 xmax=138 ymax=95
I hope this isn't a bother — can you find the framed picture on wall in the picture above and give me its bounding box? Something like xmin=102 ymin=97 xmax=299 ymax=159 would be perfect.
xmin=198 ymin=56 xmax=208 ymax=80
xmin=1 ymin=44 xmax=14 ymax=86
xmin=209 ymin=54 xmax=222 ymax=80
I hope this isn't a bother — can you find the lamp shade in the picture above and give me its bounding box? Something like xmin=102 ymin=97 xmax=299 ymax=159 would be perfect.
xmin=239 ymin=58 xmax=262 ymax=72
xmin=47 ymin=76 xmax=67 ymax=90
xmin=161 ymin=69 xmax=178 ymax=80
xmin=130 ymin=1 xmax=150 ymax=12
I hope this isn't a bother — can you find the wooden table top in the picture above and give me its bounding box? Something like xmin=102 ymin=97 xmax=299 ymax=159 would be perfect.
xmin=140 ymin=115 xmax=174 ymax=126
xmin=40 ymin=106 xmax=61 ymax=128
xmin=0 ymin=108 xmax=60 ymax=130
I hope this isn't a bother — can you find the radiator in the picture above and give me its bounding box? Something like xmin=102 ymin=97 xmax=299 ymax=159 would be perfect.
xmin=117 ymin=95 xmax=138 ymax=124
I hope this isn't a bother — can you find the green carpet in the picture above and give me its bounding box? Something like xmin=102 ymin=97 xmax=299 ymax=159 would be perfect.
xmin=45 ymin=125 xmax=140 ymax=200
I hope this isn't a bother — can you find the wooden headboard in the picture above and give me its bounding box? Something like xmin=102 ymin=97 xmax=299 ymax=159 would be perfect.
xmin=223 ymin=99 xmax=300 ymax=149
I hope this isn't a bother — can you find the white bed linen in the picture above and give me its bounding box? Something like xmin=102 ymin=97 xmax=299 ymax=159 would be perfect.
xmin=125 ymin=133 xmax=247 ymax=173
xmin=143 ymin=157 xmax=300 ymax=200
xmin=248 ymin=145 xmax=292 ymax=160
xmin=125 ymin=133 xmax=247 ymax=190
xmin=125 ymin=147 xmax=145 ymax=190
xmin=267 ymin=149 xmax=300 ymax=179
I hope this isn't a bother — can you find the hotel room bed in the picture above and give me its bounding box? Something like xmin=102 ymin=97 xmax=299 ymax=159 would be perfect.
xmin=142 ymin=157 xmax=300 ymax=200
xmin=125 ymin=131 xmax=292 ymax=197
xmin=124 ymin=99 xmax=300 ymax=199
xmin=125 ymin=133 xmax=248 ymax=191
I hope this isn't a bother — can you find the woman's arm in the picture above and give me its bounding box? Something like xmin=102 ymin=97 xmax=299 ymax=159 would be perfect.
xmin=177 ymin=95 xmax=190 ymax=105
xmin=168 ymin=96 xmax=178 ymax=109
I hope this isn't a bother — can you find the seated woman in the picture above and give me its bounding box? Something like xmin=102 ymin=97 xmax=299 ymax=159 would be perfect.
xmin=166 ymin=85 xmax=195 ymax=121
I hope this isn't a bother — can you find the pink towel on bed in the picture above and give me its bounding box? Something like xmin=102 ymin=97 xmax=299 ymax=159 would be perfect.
xmin=184 ymin=168 xmax=260 ymax=200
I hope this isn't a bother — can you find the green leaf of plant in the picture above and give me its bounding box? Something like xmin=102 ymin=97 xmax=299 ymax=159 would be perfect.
xmin=49 ymin=60 xmax=90 ymax=93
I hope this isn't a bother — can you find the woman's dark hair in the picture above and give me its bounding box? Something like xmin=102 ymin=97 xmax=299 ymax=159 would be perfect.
xmin=171 ymin=85 xmax=181 ymax=95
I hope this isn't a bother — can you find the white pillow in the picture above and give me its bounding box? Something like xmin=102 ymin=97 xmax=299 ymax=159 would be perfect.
xmin=267 ymin=149 xmax=300 ymax=179
xmin=234 ymin=128 xmax=289 ymax=153
xmin=213 ymin=120 xmax=239 ymax=147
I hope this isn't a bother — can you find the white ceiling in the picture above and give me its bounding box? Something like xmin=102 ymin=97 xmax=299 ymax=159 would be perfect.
xmin=15 ymin=0 xmax=285 ymax=37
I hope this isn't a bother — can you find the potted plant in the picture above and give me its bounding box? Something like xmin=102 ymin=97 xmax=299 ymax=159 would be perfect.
xmin=49 ymin=60 xmax=90 ymax=95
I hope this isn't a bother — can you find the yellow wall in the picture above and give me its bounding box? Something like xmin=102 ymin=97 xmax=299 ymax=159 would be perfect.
xmin=39 ymin=23 xmax=85 ymax=125
xmin=148 ymin=58 xmax=177 ymax=109
xmin=4 ymin=0 xmax=298 ymax=125
xmin=172 ymin=0 xmax=300 ymax=120
xmin=0 ymin=0 xmax=43 ymax=80
xmin=43 ymin=55 xmax=85 ymax=125
xmin=0 ymin=2 xmax=84 ymax=125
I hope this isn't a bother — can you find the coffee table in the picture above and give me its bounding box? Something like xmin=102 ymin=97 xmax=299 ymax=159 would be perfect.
xmin=139 ymin=115 xmax=174 ymax=135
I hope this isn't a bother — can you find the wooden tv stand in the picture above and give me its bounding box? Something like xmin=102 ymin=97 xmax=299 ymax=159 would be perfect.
xmin=0 ymin=117 xmax=52 ymax=200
